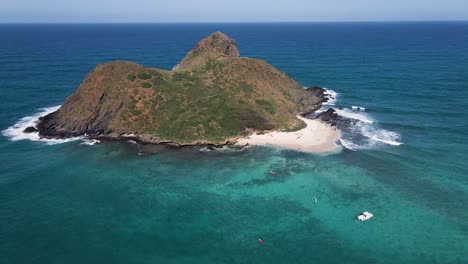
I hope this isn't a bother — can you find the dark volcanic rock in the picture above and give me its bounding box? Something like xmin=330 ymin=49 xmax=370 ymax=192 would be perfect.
xmin=305 ymin=86 xmax=325 ymax=98
xmin=316 ymin=108 xmax=358 ymax=130
xmin=173 ymin=31 xmax=240 ymax=71
xmin=23 ymin=126 xmax=37 ymax=133
xmin=36 ymin=32 xmax=325 ymax=146
xmin=36 ymin=112 xmax=79 ymax=139
xmin=316 ymin=108 xmax=338 ymax=123
xmin=300 ymin=86 xmax=327 ymax=115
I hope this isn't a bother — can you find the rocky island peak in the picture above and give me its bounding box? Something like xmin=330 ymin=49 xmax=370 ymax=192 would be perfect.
xmin=35 ymin=31 xmax=325 ymax=146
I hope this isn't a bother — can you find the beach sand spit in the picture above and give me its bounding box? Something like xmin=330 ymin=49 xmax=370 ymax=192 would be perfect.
xmin=236 ymin=116 xmax=341 ymax=154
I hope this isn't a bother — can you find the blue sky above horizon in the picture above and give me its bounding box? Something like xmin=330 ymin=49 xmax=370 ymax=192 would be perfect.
xmin=1 ymin=0 xmax=467 ymax=23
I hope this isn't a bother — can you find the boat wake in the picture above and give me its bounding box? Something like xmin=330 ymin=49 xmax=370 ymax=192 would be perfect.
xmin=1 ymin=105 xmax=83 ymax=145
xmin=317 ymin=88 xmax=402 ymax=151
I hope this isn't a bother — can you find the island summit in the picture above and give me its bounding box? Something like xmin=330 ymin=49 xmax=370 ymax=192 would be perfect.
xmin=33 ymin=32 xmax=336 ymax=150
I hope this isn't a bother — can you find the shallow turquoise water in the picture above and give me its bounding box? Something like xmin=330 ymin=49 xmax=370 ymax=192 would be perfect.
xmin=0 ymin=23 xmax=467 ymax=263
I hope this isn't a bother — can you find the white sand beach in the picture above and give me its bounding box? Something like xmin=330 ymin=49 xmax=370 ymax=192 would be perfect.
xmin=236 ymin=115 xmax=341 ymax=154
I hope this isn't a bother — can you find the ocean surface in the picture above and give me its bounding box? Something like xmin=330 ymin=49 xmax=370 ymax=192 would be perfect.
xmin=1 ymin=23 xmax=467 ymax=263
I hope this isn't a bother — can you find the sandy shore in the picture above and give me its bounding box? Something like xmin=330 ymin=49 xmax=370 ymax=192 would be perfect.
xmin=236 ymin=116 xmax=341 ymax=154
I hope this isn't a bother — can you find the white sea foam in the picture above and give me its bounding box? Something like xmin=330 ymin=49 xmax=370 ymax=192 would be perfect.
xmin=80 ymin=139 xmax=100 ymax=146
xmin=339 ymin=138 xmax=359 ymax=151
xmin=310 ymin=87 xmax=402 ymax=150
xmin=322 ymin=88 xmax=337 ymax=106
xmin=357 ymin=126 xmax=402 ymax=146
xmin=312 ymin=88 xmax=337 ymax=115
xmin=199 ymin=146 xmax=212 ymax=152
xmin=339 ymin=110 xmax=403 ymax=149
xmin=2 ymin=105 xmax=81 ymax=145
xmin=334 ymin=108 xmax=374 ymax=124
xmin=302 ymin=86 xmax=337 ymax=107
xmin=351 ymin=106 xmax=366 ymax=111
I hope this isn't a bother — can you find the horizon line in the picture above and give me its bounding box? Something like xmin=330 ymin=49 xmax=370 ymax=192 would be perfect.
xmin=1 ymin=20 xmax=468 ymax=24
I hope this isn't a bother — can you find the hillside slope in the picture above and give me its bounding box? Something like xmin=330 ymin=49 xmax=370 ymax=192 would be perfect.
xmin=37 ymin=32 xmax=323 ymax=145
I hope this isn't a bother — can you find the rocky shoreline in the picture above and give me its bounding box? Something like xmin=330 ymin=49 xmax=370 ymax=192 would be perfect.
xmin=22 ymin=32 xmax=330 ymax=147
xmin=315 ymin=108 xmax=363 ymax=131
xmin=19 ymin=32 xmax=349 ymax=151
xmin=25 ymin=86 xmax=333 ymax=149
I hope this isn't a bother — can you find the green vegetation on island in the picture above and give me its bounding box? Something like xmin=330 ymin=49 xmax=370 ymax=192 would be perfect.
xmin=37 ymin=32 xmax=323 ymax=145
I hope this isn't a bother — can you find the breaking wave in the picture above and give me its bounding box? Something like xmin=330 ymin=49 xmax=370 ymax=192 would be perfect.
xmin=342 ymin=120 xmax=403 ymax=151
xmin=2 ymin=105 xmax=82 ymax=145
xmin=318 ymin=89 xmax=402 ymax=151
xmin=334 ymin=108 xmax=373 ymax=124
xmin=351 ymin=106 xmax=366 ymax=111
xmin=322 ymin=88 xmax=337 ymax=106
xmin=80 ymin=139 xmax=100 ymax=146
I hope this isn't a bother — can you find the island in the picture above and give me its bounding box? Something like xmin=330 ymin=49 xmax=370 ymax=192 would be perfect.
xmin=30 ymin=32 xmax=340 ymax=153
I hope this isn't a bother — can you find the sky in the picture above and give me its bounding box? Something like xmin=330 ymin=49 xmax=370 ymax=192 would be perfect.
xmin=1 ymin=0 xmax=467 ymax=23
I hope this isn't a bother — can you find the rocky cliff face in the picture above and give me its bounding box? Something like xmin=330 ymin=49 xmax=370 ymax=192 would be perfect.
xmin=173 ymin=31 xmax=240 ymax=71
xmin=37 ymin=32 xmax=324 ymax=145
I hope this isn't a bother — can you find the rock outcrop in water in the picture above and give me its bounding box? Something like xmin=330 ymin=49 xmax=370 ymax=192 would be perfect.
xmin=316 ymin=108 xmax=360 ymax=130
xmin=37 ymin=32 xmax=325 ymax=145
xmin=23 ymin=126 xmax=37 ymax=133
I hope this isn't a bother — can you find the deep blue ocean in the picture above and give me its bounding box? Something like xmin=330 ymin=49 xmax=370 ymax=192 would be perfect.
xmin=1 ymin=23 xmax=467 ymax=263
